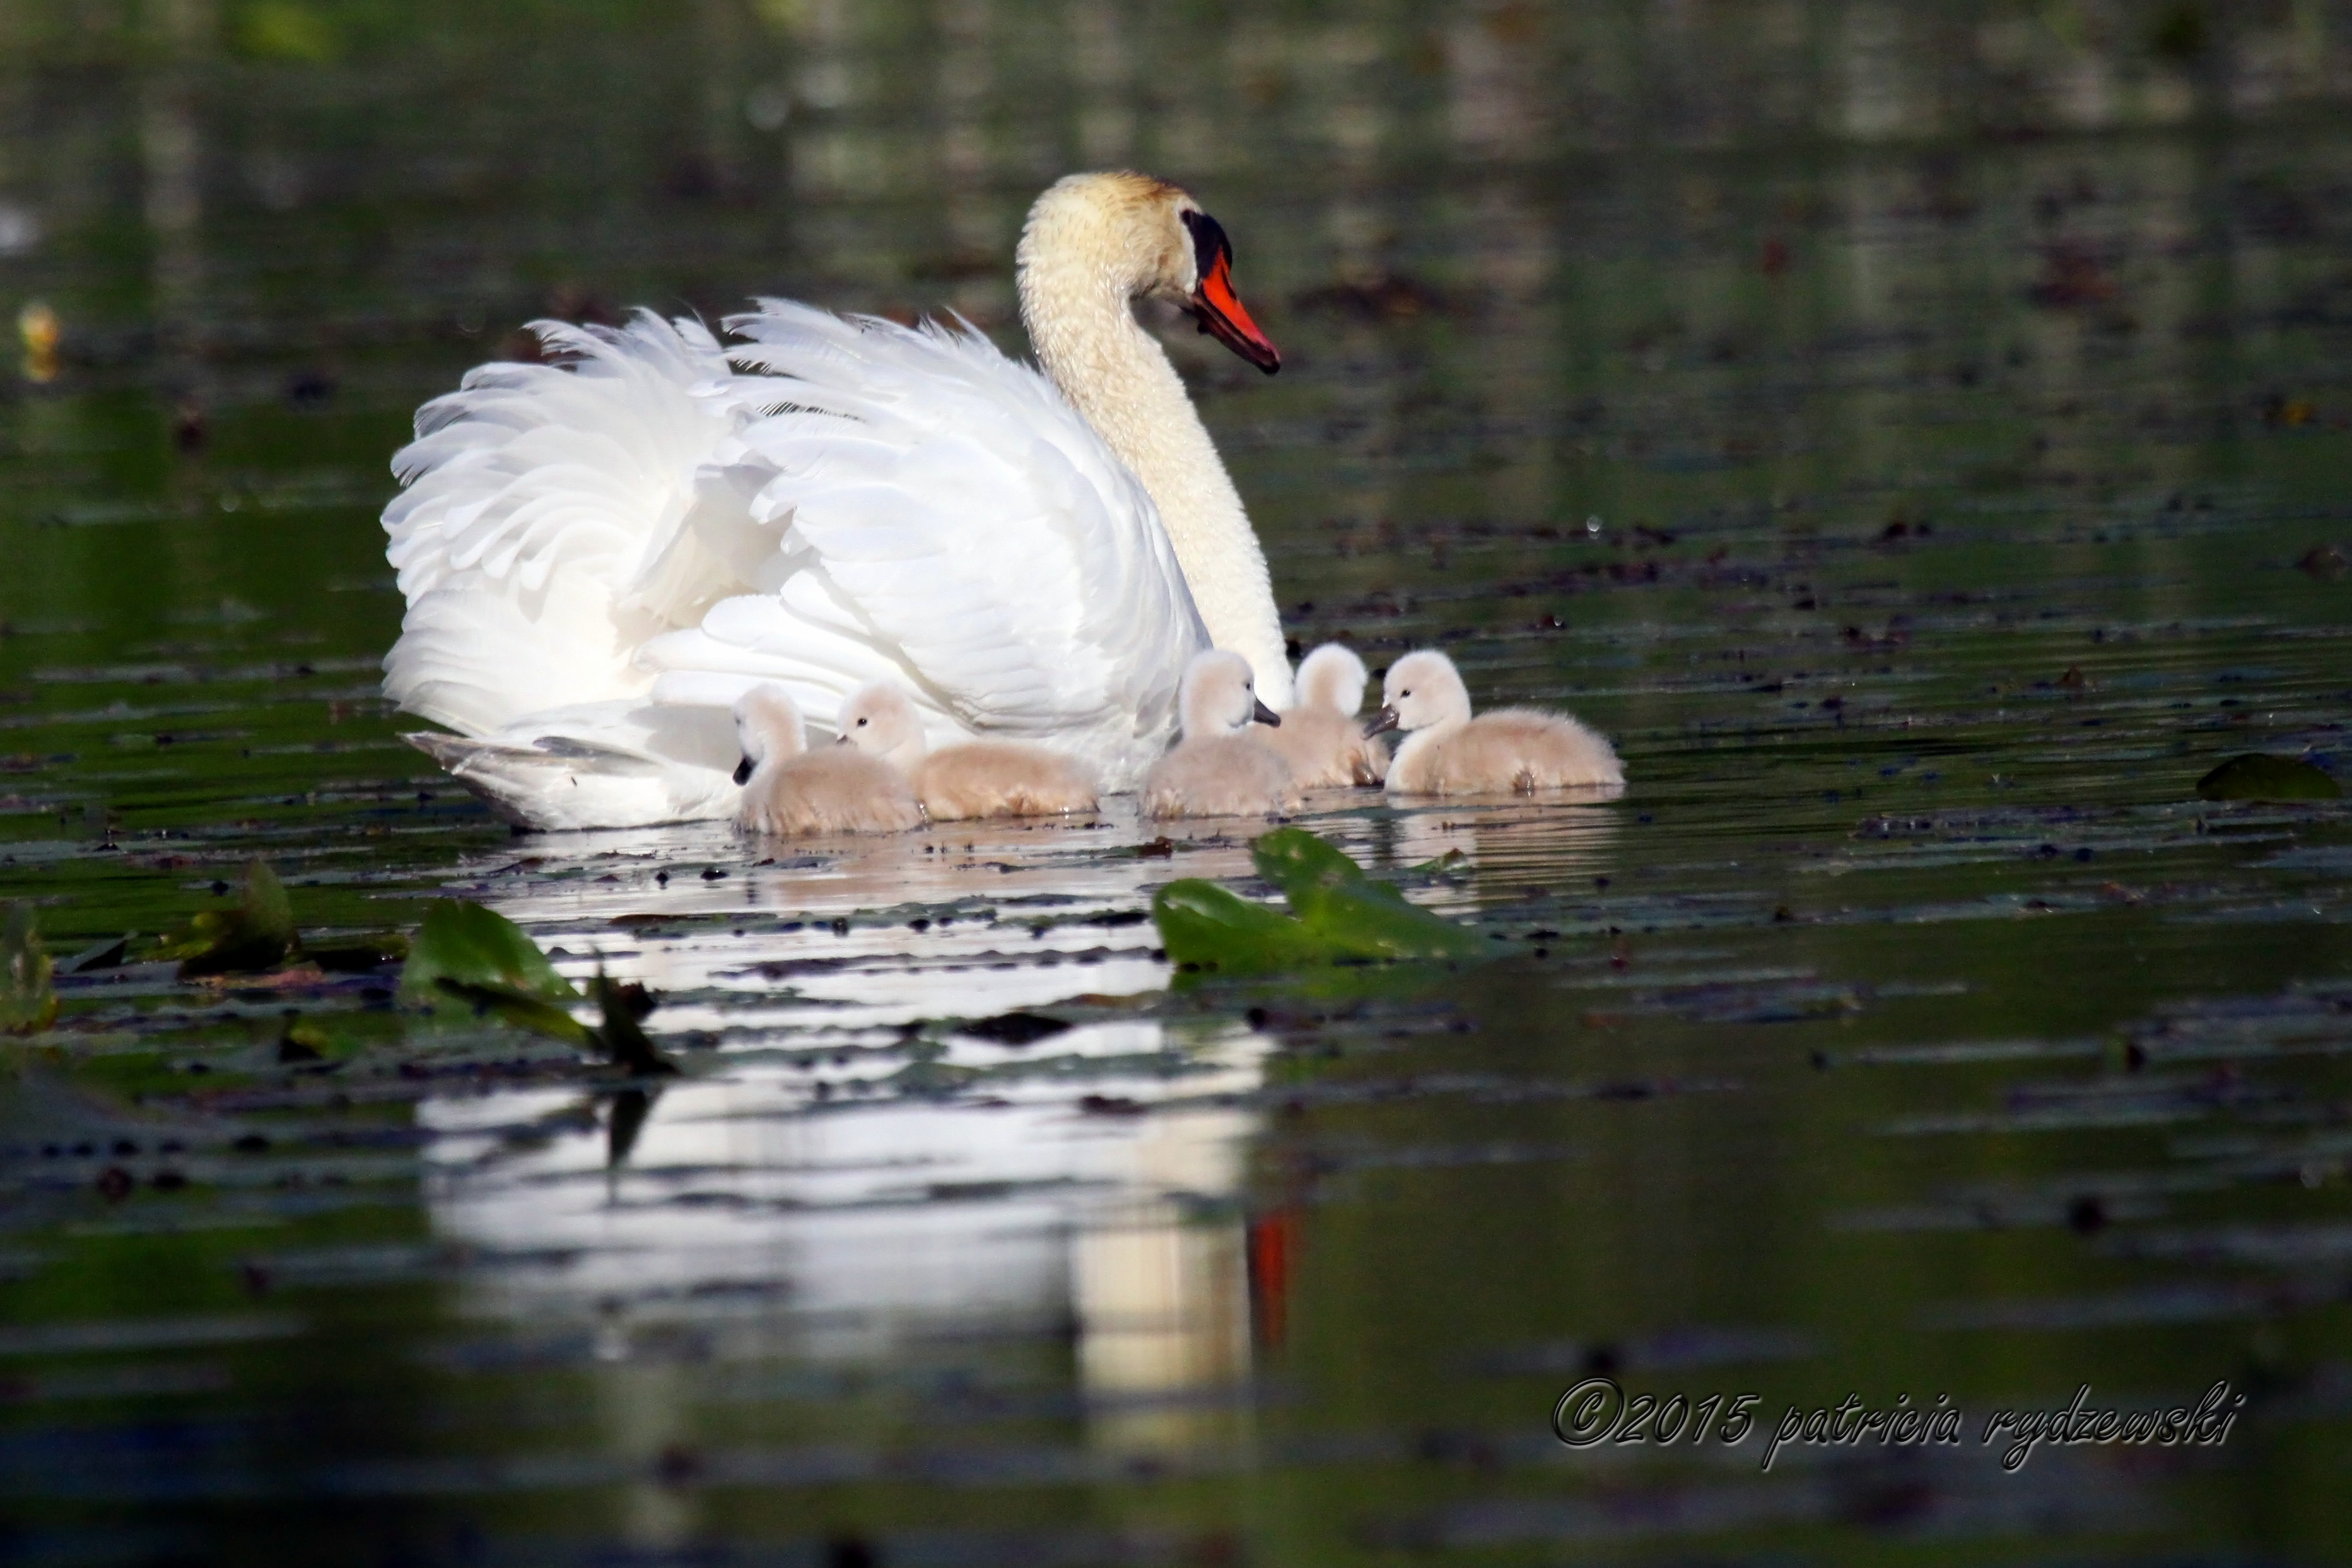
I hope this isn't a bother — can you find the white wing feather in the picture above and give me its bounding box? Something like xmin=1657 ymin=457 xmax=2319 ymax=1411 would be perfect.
xmin=381 ymin=301 xmax=1207 ymax=827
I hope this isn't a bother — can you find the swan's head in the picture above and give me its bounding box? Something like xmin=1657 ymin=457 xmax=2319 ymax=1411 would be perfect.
xmin=836 ymin=683 xmax=928 ymax=772
xmin=1179 ymin=649 xmax=1280 ymax=739
xmin=1293 ymin=642 xmax=1371 ymax=717
xmin=1364 ymin=650 xmax=1471 ymax=738
xmin=732 ymin=683 xmax=807 ymax=784
xmin=1019 ymin=172 xmax=1280 ymax=373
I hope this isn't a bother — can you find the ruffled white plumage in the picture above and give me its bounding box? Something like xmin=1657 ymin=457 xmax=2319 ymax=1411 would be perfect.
xmin=382 ymin=303 xmax=1211 ymax=828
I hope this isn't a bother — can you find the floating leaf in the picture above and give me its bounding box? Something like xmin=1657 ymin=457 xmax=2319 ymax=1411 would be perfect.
xmin=399 ymin=901 xmax=579 ymax=1014
xmin=1297 ymin=884 xmax=1489 ymax=963
xmin=157 ymin=859 xmax=298 ymax=978
xmin=1251 ymin=828 xmax=1394 ymax=904
xmin=3 ymin=904 xmax=57 ymax=1036
xmin=1152 ymin=881 xmax=1336 ymax=973
xmin=432 ymin=976 xmax=593 ymax=1046
xmin=1154 ymin=830 xmax=1490 ymax=973
xmin=2195 ymin=753 xmax=2342 ymax=802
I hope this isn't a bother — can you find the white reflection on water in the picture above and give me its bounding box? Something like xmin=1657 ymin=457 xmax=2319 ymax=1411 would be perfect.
xmin=416 ymin=801 xmax=1293 ymax=1476
xmin=414 ymin=794 xmax=1617 ymax=1490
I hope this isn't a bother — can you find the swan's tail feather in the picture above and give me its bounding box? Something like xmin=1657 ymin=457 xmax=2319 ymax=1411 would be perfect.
xmin=403 ymin=699 xmax=740 ymax=831
xmin=382 ymin=311 xmax=746 ymax=739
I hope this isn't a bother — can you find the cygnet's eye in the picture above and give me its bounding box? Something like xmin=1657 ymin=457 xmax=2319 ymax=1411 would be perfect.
xmin=1400 ymin=688 xmax=1413 ymax=698
xmin=856 ymin=717 xmax=868 ymax=727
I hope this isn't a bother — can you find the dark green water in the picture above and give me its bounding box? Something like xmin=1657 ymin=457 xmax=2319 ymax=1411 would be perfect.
xmin=5 ymin=3 xmax=2352 ymax=1563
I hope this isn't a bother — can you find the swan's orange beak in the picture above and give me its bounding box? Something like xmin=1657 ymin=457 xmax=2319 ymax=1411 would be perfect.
xmin=1193 ymin=251 xmax=1280 ymax=375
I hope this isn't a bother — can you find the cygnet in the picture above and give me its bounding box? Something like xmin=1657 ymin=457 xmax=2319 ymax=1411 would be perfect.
xmin=1366 ymin=650 xmax=1623 ymax=795
xmin=1141 ymin=650 xmax=1301 ymax=819
xmin=733 ymin=684 xmax=923 ymax=836
xmin=1255 ymin=641 xmax=1388 ymax=788
xmin=837 ymin=683 xmax=1099 ymax=821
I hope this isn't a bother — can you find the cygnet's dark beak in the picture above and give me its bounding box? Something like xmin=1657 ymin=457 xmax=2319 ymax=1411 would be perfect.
xmin=1252 ymin=699 xmax=1282 ymax=727
xmin=732 ymin=756 xmax=755 ymax=785
xmin=1363 ymin=705 xmax=1401 ymax=738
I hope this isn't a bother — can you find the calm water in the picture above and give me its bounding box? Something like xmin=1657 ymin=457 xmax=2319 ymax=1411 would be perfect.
xmin=5 ymin=3 xmax=2352 ymax=1564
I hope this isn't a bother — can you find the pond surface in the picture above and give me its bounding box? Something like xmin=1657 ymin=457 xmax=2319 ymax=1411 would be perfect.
xmin=4 ymin=4 xmax=2352 ymax=1564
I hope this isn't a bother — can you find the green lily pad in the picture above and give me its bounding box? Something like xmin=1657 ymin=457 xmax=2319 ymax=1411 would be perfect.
xmin=399 ymin=900 xmax=580 ymax=1014
xmin=1251 ymin=828 xmax=1400 ymax=904
xmin=3 ymin=904 xmax=57 ymax=1036
xmin=400 ymin=902 xmax=675 ymax=1074
xmin=157 ymin=859 xmax=298 ymax=978
xmin=431 ymin=976 xmax=594 ymax=1046
xmin=2195 ymin=753 xmax=2342 ymax=802
xmin=1154 ymin=830 xmax=1490 ymax=973
xmin=1152 ymin=881 xmax=1338 ymax=973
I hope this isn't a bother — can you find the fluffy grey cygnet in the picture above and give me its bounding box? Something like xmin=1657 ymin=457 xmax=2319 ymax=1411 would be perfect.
xmin=836 ymin=683 xmax=1099 ymax=821
xmin=733 ymin=684 xmax=923 ymax=836
xmin=1366 ymin=650 xmax=1622 ymax=796
xmin=1140 ymin=650 xmax=1301 ymax=819
xmin=1255 ymin=641 xmax=1387 ymax=788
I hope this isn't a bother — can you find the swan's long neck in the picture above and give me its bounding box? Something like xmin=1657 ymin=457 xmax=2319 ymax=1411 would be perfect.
xmin=1019 ymin=245 xmax=1292 ymax=707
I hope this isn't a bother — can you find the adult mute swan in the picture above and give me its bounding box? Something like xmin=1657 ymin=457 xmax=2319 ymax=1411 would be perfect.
xmin=383 ymin=172 xmax=1289 ymax=829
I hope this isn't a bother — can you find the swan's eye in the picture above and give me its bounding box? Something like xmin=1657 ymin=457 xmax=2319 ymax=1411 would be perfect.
xmin=856 ymin=718 xmax=867 ymax=727
xmin=1400 ymin=688 xmax=1412 ymax=698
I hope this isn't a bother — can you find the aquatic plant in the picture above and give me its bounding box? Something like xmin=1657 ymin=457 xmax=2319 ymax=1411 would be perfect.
xmin=1152 ymin=828 xmax=1489 ymax=973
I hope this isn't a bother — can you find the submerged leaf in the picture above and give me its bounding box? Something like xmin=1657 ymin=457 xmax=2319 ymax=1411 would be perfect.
xmin=307 ymin=932 xmax=411 ymax=973
xmin=589 ymin=973 xmax=677 ymax=1077
xmin=606 ymin=1086 xmax=658 ymax=1167
xmin=2196 ymin=753 xmax=2342 ymax=802
xmin=399 ymin=901 xmax=580 ymax=1014
xmin=159 ymin=860 xmax=298 ymax=978
xmin=3 ymin=904 xmax=58 ymax=1036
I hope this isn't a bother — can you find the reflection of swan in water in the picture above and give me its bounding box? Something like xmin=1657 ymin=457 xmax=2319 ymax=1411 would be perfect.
xmin=415 ymin=800 xmax=1620 ymax=1529
xmin=414 ymin=817 xmax=1304 ymax=1523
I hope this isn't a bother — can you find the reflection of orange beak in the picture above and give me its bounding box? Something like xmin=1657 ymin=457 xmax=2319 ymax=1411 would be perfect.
xmin=1192 ymin=252 xmax=1281 ymax=374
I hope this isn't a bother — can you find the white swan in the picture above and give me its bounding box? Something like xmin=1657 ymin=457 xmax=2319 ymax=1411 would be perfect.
xmin=384 ymin=172 xmax=1290 ymax=829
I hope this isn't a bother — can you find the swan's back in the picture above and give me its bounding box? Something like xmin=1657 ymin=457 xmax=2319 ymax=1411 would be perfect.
xmin=1142 ymin=736 xmax=1299 ymax=819
xmin=740 ymin=749 xmax=923 ymax=837
xmin=641 ymin=303 xmax=1210 ymax=787
xmin=914 ymin=742 xmax=1097 ymax=821
xmin=1390 ymin=708 xmax=1622 ymax=795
